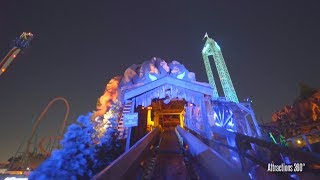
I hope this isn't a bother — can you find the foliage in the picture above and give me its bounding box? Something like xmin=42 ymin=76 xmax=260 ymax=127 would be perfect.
xmin=267 ymin=84 xmax=320 ymax=138
xmin=92 ymin=100 xmax=124 ymax=174
xmin=298 ymin=82 xmax=317 ymax=100
xmin=29 ymin=108 xmax=124 ymax=179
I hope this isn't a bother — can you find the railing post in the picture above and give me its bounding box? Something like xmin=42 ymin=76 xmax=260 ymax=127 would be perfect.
xmin=200 ymin=97 xmax=212 ymax=139
xmin=125 ymin=98 xmax=135 ymax=152
xmin=92 ymin=128 xmax=159 ymax=180
xmin=235 ymin=135 xmax=248 ymax=173
xmin=302 ymin=135 xmax=312 ymax=152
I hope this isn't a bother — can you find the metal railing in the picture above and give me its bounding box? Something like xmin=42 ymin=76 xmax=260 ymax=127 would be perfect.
xmin=176 ymin=126 xmax=247 ymax=179
xmin=92 ymin=128 xmax=160 ymax=180
xmin=186 ymin=126 xmax=320 ymax=178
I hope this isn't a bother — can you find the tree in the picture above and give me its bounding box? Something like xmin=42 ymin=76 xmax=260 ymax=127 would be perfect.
xmin=92 ymin=100 xmax=124 ymax=173
xmin=29 ymin=102 xmax=124 ymax=179
xmin=29 ymin=113 xmax=98 ymax=179
xmin=298 ymin=82 xmax=317 ymax=100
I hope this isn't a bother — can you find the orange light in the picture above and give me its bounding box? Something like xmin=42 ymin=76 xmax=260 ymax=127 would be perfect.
xmin=147 ymin=106 xmax=152 ymax=110
xmin=1 ymin=68 xmax=5 ymax=72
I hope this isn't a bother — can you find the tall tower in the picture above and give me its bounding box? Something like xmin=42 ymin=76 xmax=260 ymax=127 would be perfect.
xmin=202 ymin=33 xmax=239 ymax=103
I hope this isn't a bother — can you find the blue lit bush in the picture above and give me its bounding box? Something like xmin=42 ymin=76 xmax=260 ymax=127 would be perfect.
xmin=29 ymin=111 xmax=123 ymax=179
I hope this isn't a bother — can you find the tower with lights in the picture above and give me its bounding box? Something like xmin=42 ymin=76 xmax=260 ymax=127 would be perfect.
xmin=202 ymin=33 xmax=261 ymax=137
xmin=202 ymin=33 xmax=239 ymax=103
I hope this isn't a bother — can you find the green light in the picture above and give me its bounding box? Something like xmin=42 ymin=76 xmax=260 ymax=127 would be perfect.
xmin=214 ymin=42 xmax=221 ymax=51
xmin=269 ymin=132 xmax=278 ymax=144
xmin=202 ymin=34 xmax=239 ymax=102
xmin=280 ymin=134 xmax=288 ymax=147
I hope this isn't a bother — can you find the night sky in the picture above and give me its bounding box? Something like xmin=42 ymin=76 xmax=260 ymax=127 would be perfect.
xmin=1 ymin=0 xmax=320 ymax=162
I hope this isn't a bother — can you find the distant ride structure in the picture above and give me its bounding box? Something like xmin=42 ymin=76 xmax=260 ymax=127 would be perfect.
xmin=0 ymin=32 xmax=34 ymax=77
xmin=8 ymin=97 xmax=70 ymax=171
xmin=26 ymin=97 xmax=70 ymax=156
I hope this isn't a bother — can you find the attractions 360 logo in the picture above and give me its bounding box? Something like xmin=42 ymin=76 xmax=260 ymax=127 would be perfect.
xmin=267 ymin=162 xmax=305 ymax=172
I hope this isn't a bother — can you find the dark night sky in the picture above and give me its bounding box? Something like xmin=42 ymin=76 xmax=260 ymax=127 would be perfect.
xmin=1 ymin=0 xmax=320 ymax=161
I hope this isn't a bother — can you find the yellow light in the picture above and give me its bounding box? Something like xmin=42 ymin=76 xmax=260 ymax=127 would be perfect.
xmin=147 ymin=107 xmax=154 ymax=128
xmin=297 ymin=139 xmax=302 ymax=144
xmin=147 ymin=106 xmax=152 ymax=110
xmin=1 ymin=68 xmax=5 ymax=72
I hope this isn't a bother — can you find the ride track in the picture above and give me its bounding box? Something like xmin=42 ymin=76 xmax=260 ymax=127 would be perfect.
xmin=25 ymin=97 xmax=70 ymax=156
xmin=0 ymin=47 xmax=21 ymax=75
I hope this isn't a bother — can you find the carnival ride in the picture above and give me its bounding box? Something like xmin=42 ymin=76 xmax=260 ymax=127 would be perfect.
xmin=26 ymin=97 xmax=70 ymax=156
xmin=0 ymin=32 xmax=33 ymax=77
xmin=8 ymin=97 xmax=70 ymax=170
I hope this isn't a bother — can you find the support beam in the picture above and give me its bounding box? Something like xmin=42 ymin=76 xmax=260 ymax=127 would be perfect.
xmin=200 ymin=96 xmax=212 ymax=139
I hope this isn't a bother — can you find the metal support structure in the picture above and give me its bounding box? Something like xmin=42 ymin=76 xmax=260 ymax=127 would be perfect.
xmin=202 ymin=33 xmax=239 ymax=103
xmin=236 ymin=103 xmax=262 ymax=137
xmin=125 ymin=128 xmax=132 ymax=152
xmin=302 ymin=135 xmax=312 ymax=152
